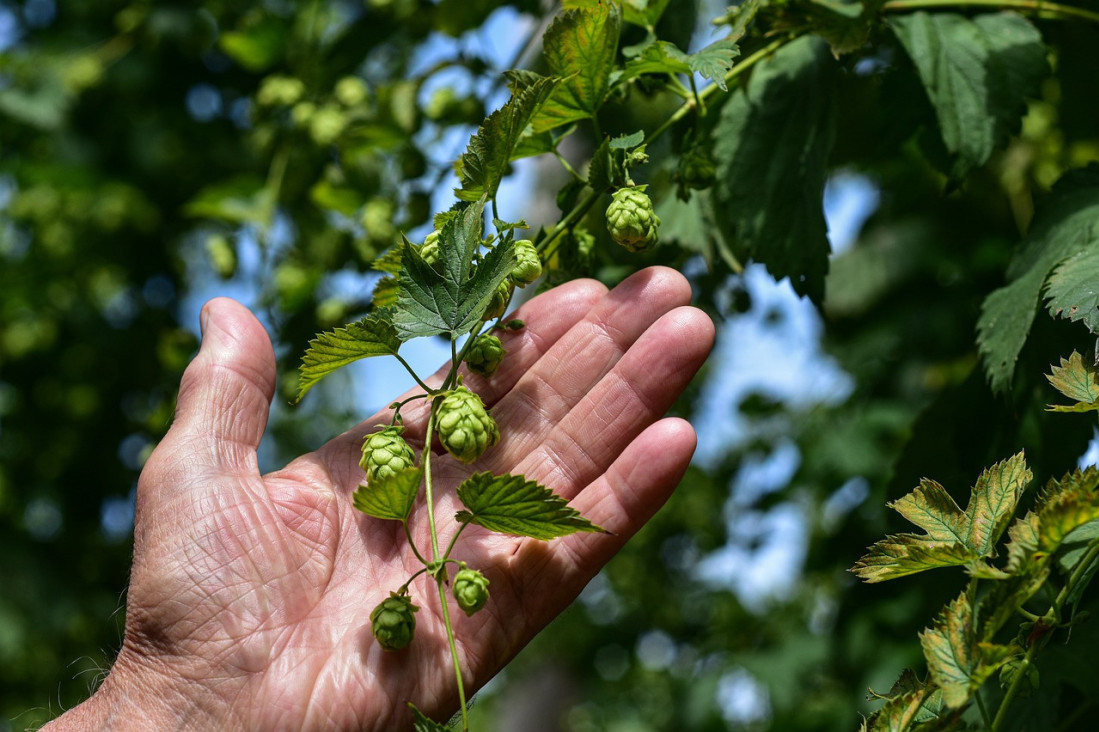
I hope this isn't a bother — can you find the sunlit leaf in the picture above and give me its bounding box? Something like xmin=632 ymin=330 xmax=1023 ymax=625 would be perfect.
xmin=919 ymin=592 xmax=1015 ymax=708
xmin=392 ymin=202 xmax=516 ymax=340
xmin=352 ymin=467 xmax=422 ymax=522
xmin=296 ymin=314 xmax=401 ymax=402
xmin=455 ymin=472 xmax=604 ymax=540
xmin=456 ymin=76 xmax=558 ymax=202
xmin=853 ymin=453 xmax=1031 ymax=581
xmin=1036 ymin=467 xmax=1099 ymax=551
xmin=533 ymin=1 xmax=621 ymax=132
xmin=1046 ymin=350 xmax=1099 ymax=412
xmin=851 ymin=537 xmax=976 ymax=583
xmin=1046 ymin=248 xmax=1099 ymax=334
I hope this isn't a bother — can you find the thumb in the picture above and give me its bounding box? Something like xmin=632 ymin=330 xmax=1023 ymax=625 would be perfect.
xmin=162 ymin=297 xmax=276 ymax=476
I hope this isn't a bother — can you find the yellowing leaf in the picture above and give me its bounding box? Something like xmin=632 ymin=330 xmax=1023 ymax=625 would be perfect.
xmin=919 ymin=592 xmax=1015 ymax=708
xmin=852 ymin=453 xmax=1031 ymax=582
xmin=1035 ymin=466 xmax=1099 ymax=551
xmin=850 ymin=536 xmax=976 ymax=583
xmin=1046 ymin=350 xmax=1099 ymax=413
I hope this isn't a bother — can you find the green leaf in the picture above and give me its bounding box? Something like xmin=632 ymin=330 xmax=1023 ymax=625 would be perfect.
xmin=532 ymin=1 xmax=621 ymax=133
xmin=619 ymin=41 xmax=691 ymax=83
xmin=609 ymin=130 xmax=645 ymax=150
xmin=352 ymin=467 xmax=421 ymax=522
xmin=978 ymin=166 xmax=1099 ymax=391
xmin=372 ymin=246 xmax=405 ymax=275
xmin=184 ymin=175 xmax=273 ymax=225
xmin=392 ymin=202 xmax=516 ymax=340
xmin=455 ymin=472 xmax=604 ymax=540
xmin=218 ymin=19 xmax=287 ymax=72
xmin=889 ymin=11 xmax=1047 ymax=179
xmin=456 ymin=75 xmax=558 ymax=202
xmin=919 ymin=591 xmax=1016 ymax=708
xmin=296 ymin=314 xmax=401 ymax=402
xmin=689 ymin=39 xmax=740 ymax=92
xmin=621 ymin=0 xmax=672 ymax=28
xmin=852 ymin=453 xmax=1031 ymax=582
xmin=1046 ymin=350 xmax=1099 ymax=412
xmin=1046 ymin=247 xmax=1099 ymax=334
xmin=310 ymin=179 xmax=363 ymax=216
xmin=409 ymin=703 xmax=451 ymax=732
xmin=712 ymin=35 xmax=836 ymax=303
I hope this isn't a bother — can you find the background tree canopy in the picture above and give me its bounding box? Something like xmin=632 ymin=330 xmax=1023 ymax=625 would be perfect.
xmin=3 ymin=0 xmax=1099 ymax=730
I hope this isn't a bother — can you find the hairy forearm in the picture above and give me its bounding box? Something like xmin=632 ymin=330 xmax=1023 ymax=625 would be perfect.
xmin=42 ymin=649 xmax=238 ymax=732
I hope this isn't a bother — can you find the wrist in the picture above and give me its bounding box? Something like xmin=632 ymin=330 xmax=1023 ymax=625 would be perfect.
xmin=42 ymin=643 xmax=240 ymax=732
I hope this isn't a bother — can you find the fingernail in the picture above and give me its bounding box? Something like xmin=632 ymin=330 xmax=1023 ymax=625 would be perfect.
xmin=200 ymin=304 xmax=210 ymax=337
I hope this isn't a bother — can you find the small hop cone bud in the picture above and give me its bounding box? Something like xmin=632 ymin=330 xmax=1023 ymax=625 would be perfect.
xmin=1000 ymin=657 xmax=1039 ymax=697
xmin=436 ymin=386 xmax=499 ymax=463
xmin=606 ymin=185 xmax=660 ymax=252
xmin=420 ymin=230 xmax=442 ymax=271
xmin=481 ymin=280 xmax=513 ymax=322
xmin=370 ymin=592 xmax=419 ymax=651
xmin=509 ymin=239 xmax=542 ymax=286
xmin=465 ymin=334 xmax=506 ymax=377
xmin=360 ymin=425 xmax=416 ymax=483
xmin=453 ymin=567 xmax=490 ymax=616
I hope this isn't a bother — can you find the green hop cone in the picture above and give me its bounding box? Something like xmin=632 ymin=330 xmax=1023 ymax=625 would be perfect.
xmin=360 ymin=425 xmax=416 ymax=483
xmin=465 ymin=334 xmax=506 ymax=377
xmin=370 ymin=592 xmax=419 ymax=651
xmin=420 ymin=230 xmax=441 ymax=271
xmin=509 ymin=239 xmax=542 ymax=286
xmin=606 ymin=185 xmax=660 ymax=252
xmin=675 ymin=147 xmax=716 ymax=199
xmin=436 ymin=386 xmax=499 ymax=463
xmin=481 ymin=279 xmax=513 ymax=322
xmin=453 ymin=567 xmax=490 ymax=616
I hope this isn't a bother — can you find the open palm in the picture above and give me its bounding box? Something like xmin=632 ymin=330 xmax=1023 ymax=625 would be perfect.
xmin=51 ymin=268 xmax=713 ymax=731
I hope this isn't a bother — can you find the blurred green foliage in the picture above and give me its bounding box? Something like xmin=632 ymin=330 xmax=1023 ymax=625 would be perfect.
xmin=3 ymin=1 xmax=1099 ymax=730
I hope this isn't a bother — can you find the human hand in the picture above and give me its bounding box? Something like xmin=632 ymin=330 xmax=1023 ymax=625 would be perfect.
xmin=45 ymin=267 xmax=714 ymax=731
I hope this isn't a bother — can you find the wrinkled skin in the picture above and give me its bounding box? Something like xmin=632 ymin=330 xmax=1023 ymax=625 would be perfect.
xmin=45 ymin=267 xmax=714 ymax=731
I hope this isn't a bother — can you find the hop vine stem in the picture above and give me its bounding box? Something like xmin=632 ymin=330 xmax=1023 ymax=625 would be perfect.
xmin=991 ymin=537 xmax=1099 ymax=731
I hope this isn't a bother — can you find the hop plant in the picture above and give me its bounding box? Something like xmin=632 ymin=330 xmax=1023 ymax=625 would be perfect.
xmin=370 ymin=592 xmax=419 ymax=651
xmin=606 ymin=185 xmax=660 ymax=252
xmin=510 ymin=239 xmax=542 ymax=286
xmin=360 ymin=425 xmax=416 ymax=483
xmin=482 ymin=279 xmax=512 ymax=322
xmin=436 ymin=386 xmax=499 ymax=463
xmin=465 ymin=334 xmax=506 ymax=376
xmin=453 ymin=566 xmax=490 ymax=616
